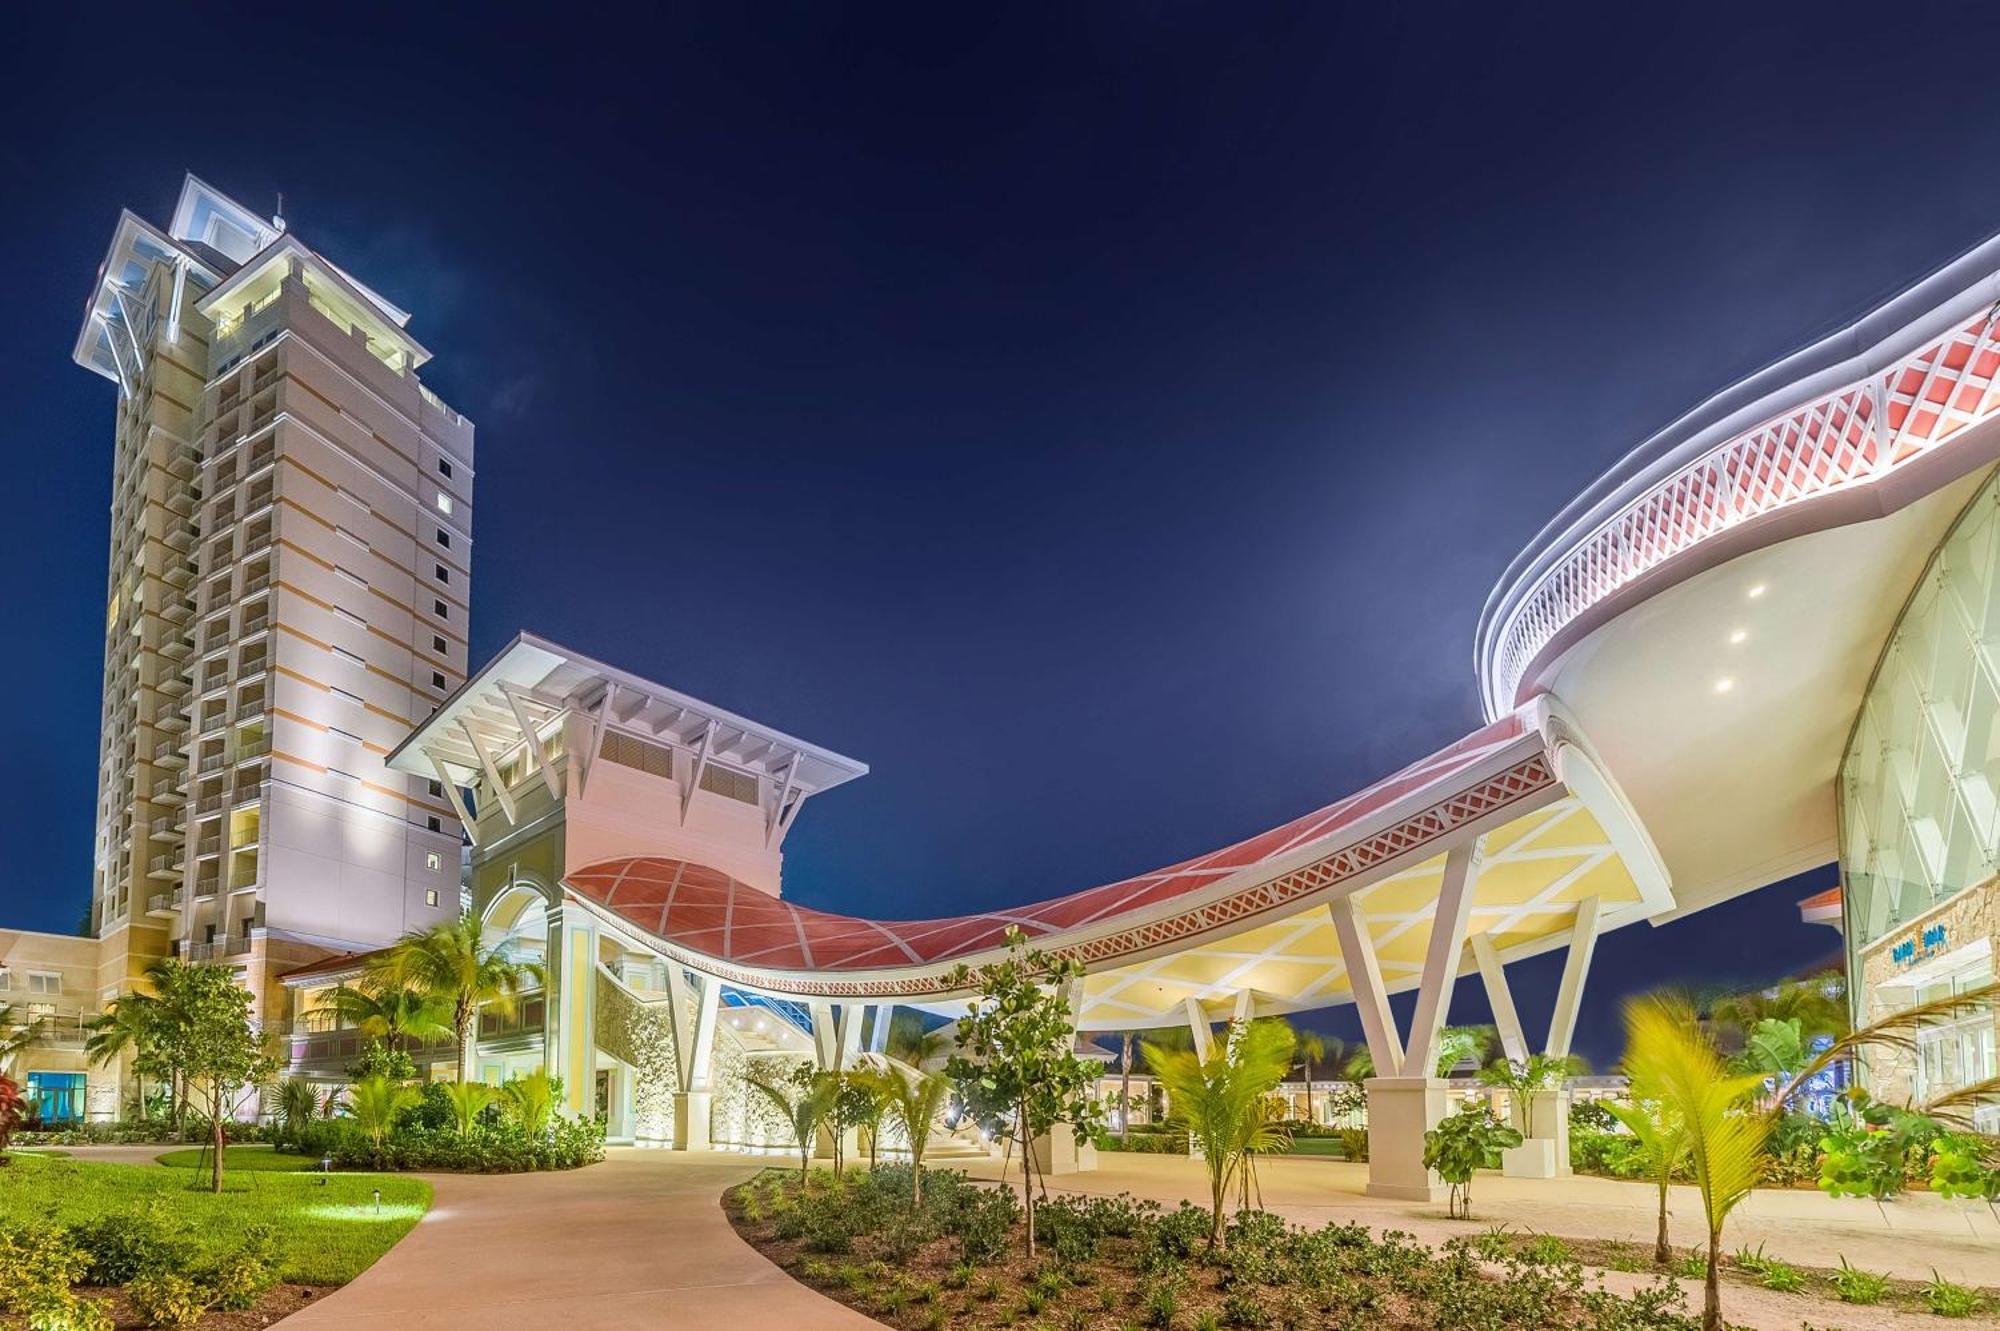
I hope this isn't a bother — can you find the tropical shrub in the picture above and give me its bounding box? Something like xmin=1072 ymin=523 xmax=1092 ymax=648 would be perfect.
xmin=1146 ymin=1018 xmax=1296 ymax=1245
xmin=1930 ymin=1135 xmax=2000 ymax=1200
xmin=69 ymin=1202 xmax=196 ymax=1284
xmin=1568 ymin=1098 xmax=1617 ymax=1132
xmin=1816 ymin=1088 xmax=1939 ymax=1199
xmin=0 ymin=1073 xmax=23 ymax=1154
xmin=1925 ymin=1271 xmax=1986 ymax=1318
xmin=501 ymin=1069 xmax=558 ymax=1135
xmin=1336 ymin=1126 xmax=1369 ymax=1162
xmin=1421 ymin=1103 xmax=1521 ymax=1219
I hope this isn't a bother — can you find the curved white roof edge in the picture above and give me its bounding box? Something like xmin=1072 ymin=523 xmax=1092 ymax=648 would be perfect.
xmin=1477 ymin=225 xmax=2000 ymax=719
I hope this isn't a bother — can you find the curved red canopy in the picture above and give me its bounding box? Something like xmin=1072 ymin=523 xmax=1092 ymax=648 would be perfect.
xmin=566 ymin=710 xmax=1532 ymax=974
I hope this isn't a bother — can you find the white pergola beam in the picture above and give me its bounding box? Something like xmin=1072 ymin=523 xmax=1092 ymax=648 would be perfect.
xmin=1471 ymin=932 xmax=1529 ymax=1064
xmin=426 ymin=751 xmax=481 ymax=846
xmin=459 ymin=718 xmax=517 ymax=824
xmin=499 ymin=682 xmax=564 ymax=802
xmin=1330 ymin=894 xmax=1403 ymax=1077
xmin=1232 ymin=988 xmax=1255 ymax=1026
xmin=578 ymin=683 xmax=617 ymax=799
xmin=681 ymin=720 xmax=717 ymax=821
xmin=1546 ymin=895 xmax=1602 ymax=1059
xmin=1403 ymin=837 xmax=1481 ymax=1080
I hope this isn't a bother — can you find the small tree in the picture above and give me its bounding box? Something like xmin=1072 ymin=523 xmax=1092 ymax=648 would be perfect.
xmin=502 ymin=1069 xmax=558 ymax=1135
xmin=945 ymin=927 xmax=1104 ymax=1257
xmin=1422 ymin=1102 xmax=1521 ymax=1219
xmin=177 ymin=964 xmax=280 ymax=1193
xmin=277 ymin=1077 xmax=322 ymax=1148
xmin=745 ymin=1068 xmax=837 ymax=1180
xmin=1146 ymin=1017 xmax=1296 ymax=1245
xmin=445 ymin=1080 xmax=499 ymax=1137
xmin=863 ymin=1067 xmax=952 ymax=1206
xmin=1606 ymin=1096 xmax=1686 ymax=1265
xmin=348 ymin=1075 xmax=418 ymax=1164
xmin=1475 ymin=1053 xmax=1576 ymax=1137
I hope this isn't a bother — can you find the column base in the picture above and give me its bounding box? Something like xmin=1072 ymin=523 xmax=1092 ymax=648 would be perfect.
xmin=671 ymin=1090 xmax=712 ymax=1151
xmin=1529 ymin=1088 xmax=1572 ymax=1175
xmin=1029 ymin=1123 xmax=1098 ymax=1175
xmin=1363 ymin=1076 xmax=1448 ymax=1202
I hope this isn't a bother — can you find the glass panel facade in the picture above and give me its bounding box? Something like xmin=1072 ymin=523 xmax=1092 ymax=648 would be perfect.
xmin=1840 ymin=473 xmax=2000 ymax=958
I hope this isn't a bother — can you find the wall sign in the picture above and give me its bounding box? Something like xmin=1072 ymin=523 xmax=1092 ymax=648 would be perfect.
xmin=1890 ymin=923 xmax=1949 ymax=969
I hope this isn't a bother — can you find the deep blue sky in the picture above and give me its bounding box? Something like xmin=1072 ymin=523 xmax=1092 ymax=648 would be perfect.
xmin=1 ymin=2 xmax=1979 ymax=1065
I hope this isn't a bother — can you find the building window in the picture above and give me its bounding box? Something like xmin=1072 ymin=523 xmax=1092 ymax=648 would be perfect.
xmin=431 ymin=670 xmax=446 ymax=690
xmin=437 ymin=458 xmax=452 ymax=480
xmin=426 ymin=851 xmax=441 ymax=871
xmin=432 ymin=634 xmax=447 ymax=653
xmin=427 ymin=779 xmax=442 ymax=797
xmin=434 ymin=564 xmax=449 ymax=585
xmin=27 ymin=972 xmax=62 ymax=995
xmin=433 ymin=599 xmax=448 ymax=619
xmin=425 ymin=889 xmax=440 ymax=907
xmin=435 ymin=491 xmax=452 ymax=515
xmin=426 ymin=815 xmax=443 ymax=833
xmin=435 ymin=530 xmax=450 ymax=549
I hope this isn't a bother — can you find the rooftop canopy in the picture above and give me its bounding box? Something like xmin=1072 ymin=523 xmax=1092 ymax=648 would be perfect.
xmin=565 ymin=699 xmax=1671 ymax=1031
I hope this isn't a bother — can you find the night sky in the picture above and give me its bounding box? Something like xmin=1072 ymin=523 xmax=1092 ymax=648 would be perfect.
xmin=1 ymin=2 xmax=1980 ymax=1067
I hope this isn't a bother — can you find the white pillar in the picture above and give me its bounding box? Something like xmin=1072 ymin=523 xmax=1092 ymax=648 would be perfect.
xmin=1403 ymin=840 xmax=1481 ymax=1079
xmin=869 ymin=1004 xmax=893 ymax=1055
xmin=1028 ymin=977 xmax=1096 ymax=1176
xmin=664 ymin=967 xmax=721 ymax=1152
xmin=1471 ymin=933 xmax=1530 ymax=1065
xmin=1363 ymin=1076 xmax=1449 ymax=1201
xmin=1545 ymin=896 xmax=1602 ymax=1060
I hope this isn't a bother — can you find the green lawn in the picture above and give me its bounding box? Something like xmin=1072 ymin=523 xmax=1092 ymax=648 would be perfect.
xmin=154 ymin=1144 xmax=322 ymax=1172
xmin=1283 ymin=1137 xmax=1347 ymax=1157
xmin=0 ymin=1151 xmax=429 ymax=1284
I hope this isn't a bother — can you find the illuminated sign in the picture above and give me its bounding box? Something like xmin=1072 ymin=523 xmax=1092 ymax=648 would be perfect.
xmin=1890 ymin=923 xmax=1948 ymax=969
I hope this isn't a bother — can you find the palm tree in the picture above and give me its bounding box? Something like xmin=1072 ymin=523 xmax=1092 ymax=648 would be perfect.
xmin=83 ymin=997 xmax=158 ymax=1120
xmin=744 ymin=1067 xmax=838 ymax=1180
xmin=853 ymin=1063 xmax=953 ymax=1203
xmin=503 ymin=1069 xmax=558 ymax=1135
xmin=1475 ymin=1053 xmax=1578 ymax=1137
xmin=0 ymin=1002 xmax=46 ymax=1073
xmin=1341 ymin=1046 xmax=1374 ymax=1081
xmin=86 ymin=957 xmax=205 ymax=1133
xmin=1292 ymin=1030 xmax=1331 ymax=1125
xmin=347 ymin=1074 xmax=417 ymax=1165
xmin=1708 ymin=972 xmax=1847 ymax=1051
xmin=371 ymin=911 xmax=545 ymax=1082
xmin=328 ymin=982 xmax=452 ymax=1051
xmin=1606 ymin=1096 xmax=1686 ymax=1266
xmin=444 ymin=1080 xmax=499 ymax=1136
xmin=1621 ymin=997 xmax=1769 ymax=1331
xmin=1145 ymin=1018 xmax=1296 ymax=1247
xmin=277 ymin=1076 xmax=322 ymax=1147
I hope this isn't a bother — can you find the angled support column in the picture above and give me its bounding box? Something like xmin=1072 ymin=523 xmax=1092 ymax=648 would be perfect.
xmin=1471 ymin=933 xmax=1529 ymax=1064
xmin=837 ymin=1003 xmax=866 ymax=1069
xmin=809 ymin=1000 xmax=841 ymax=1070
xmin=1183 ymin=996 xmax=1216 ymax=1062
xmin=1328 ymin=895 xmax=1402 ymax=1077
xmin=868 ymin=1003 xmax=892 ymax=1055
xmin=664 ymin=966 xmax=721 ymax=1150
xmin=1545 ymin=895 xmax=1602 ymax=1060
xmin=1404 ymin=839 xmax=1482 ymax=1078
xmin=1231 ymin=988 xmax=1256 ymax=1028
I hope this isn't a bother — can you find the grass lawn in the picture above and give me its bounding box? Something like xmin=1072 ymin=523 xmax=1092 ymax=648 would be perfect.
xmin=1282 ymin=1136 xmax=1347 ymax=1158
xmin=0 ymin=1150 xmax=430 ymax=1284
xmin=154 ymin=1143 xmax=323 ymax=1172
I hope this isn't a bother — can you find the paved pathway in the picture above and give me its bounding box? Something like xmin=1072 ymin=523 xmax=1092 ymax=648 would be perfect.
xmin=283 ymin=1148 xmax=876 ymax=1330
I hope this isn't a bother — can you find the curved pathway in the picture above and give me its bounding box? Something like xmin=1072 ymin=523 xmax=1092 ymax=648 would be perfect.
xmin=282 ymin=1148 xmax=875 ymax=1330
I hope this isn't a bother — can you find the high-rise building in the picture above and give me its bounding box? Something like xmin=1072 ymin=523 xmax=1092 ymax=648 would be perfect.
xmin=71 ymin=175 xmax=472 ymax=1022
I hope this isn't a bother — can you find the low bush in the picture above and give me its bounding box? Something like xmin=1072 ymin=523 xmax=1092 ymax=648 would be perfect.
xmin=1925 ymin=1271 xmax=1986 ymax=1318
xmin=9 ymin=1119 xmax=267 ymax=1148
xmin=1336 ymin=1126 xmax=1368 ymax=1162
xmin=286 ymin=1113 xmax=604 ymax=1172
xmin=1831 ymin=1257 xmax=1889 ymax=1305
xmin=1097 ymin=1127 xmax=1190 ymax=1154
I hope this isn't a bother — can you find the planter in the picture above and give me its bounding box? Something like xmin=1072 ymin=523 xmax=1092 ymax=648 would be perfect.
xmin=1501 ymin=1137 xmax=1558 ymax=1179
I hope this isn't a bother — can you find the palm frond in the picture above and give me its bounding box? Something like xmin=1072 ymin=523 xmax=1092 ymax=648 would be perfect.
xmin=1772 ymin=981 xmax=2000 ymax=1109
xmin=1920 ymin=1074 xmax=2000 ymax=1128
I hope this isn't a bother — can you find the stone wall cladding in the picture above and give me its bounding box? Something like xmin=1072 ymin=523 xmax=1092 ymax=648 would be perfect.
xmin=593 ymin=968 xmax=679 ymax=1144
xmin=1856 ymin=876 xmax=2000 ymax=1105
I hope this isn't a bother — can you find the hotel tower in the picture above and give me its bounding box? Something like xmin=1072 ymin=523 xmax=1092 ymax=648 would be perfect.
xmin=68 ymin=175 xmax=472 ymax=1023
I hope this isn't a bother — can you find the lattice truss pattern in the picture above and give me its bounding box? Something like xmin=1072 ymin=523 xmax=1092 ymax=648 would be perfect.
xmin=1842 ymin=468 xmax=2000 ymax=952
xmin=1078 ymin=796 xmax=1647 ymax=1025
xmin=1492 ymin=307 xmax=2000 ymax=714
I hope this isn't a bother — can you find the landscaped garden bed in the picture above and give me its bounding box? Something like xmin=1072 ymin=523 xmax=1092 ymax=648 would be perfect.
xmin=725 ymin=1164 xmax=1719 ymax=1330
xmin=0 ymin=1149 xmax=429 ymax=1328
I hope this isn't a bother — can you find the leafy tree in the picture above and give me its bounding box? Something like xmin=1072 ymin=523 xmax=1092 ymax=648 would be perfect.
xmin=347 ymin=1075 xmax=418 ymax=1164
xmin=1605 ymin=1097 xmax=1686 ymax=1264
xmin=85 ymin=957 xmax=214 ymax=1133
xmin=346 ymin=1041 xmax=419 ymax=1083
xmin=1146 ymin=1017 xmax=1296 ymax=1245
xmin=328 ymin=983 xmax=452 ymax=1050
xmin=944 ymin=927 xmax=1104 ymax=1257
xmin=1621 ymin=996 xmax=1769 ymax=1331
xmin=371 ymin=911 xmax=545 ymax=1082
xmin=176 ymin=963 xmax=280 ymax=1192
xmin=445 ymin=1080 xmax=500 ymax=1137
xmin=1707 ymin=972 xmax=1847 ymax=1052
xmin=744 ymin=1067 xmax=838 ymax=1180
xmin=1421 ymin=1102 xmax=1521 ymax=1219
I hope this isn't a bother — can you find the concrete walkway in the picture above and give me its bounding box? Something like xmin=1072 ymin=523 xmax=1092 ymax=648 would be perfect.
xmin=282 ymin=1148 xmax=876 ymax=1330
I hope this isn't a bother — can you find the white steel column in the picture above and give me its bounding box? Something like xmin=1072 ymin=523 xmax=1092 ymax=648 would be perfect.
xmin=1184 ymin=996 xmax=1216 ymax=1062
xmin=1328 ymin=895 xmax=1402 ymax=1077
xmin=1403 ymin=839 xmax=1481 ymax=1079
xmin=809 ymin=1000 xmax=840 ymax=1070
xmin=1471 ymin=933 xmax=1530 ymax=1064
xmin=664 ymin=966 xmax=721 ymax=1151
xmin=1545 ymin=896 xmax=1602 ymax=1059
xmin=869 ymin=1004 xmax=893 ymax=1055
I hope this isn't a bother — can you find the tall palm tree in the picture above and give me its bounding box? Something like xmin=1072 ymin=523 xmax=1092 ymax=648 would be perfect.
xmin=1145 ymin=1018 xmax=1296 ymax=1247
xmin=1622 ymin=997 xmax=1769 ymax=1331
xmin=370 ymin=912 xmax=545 ymax=1082
xmin=86 ymin=957 xmax=202 ymax=1132
xmin=1 ymin=1002 xmax=47 ymax=1073
xmin=328 ymin=982 xmax=452 ymax=1052
xmin=1292 ymin=1030 xmax=1331 ymax=1125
